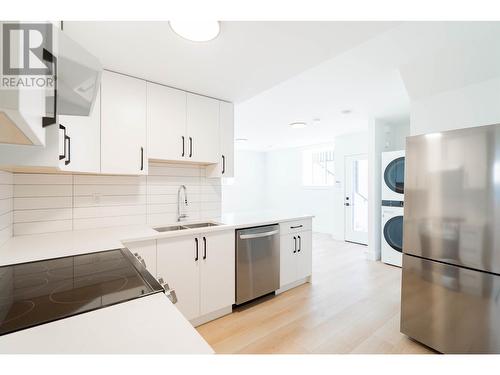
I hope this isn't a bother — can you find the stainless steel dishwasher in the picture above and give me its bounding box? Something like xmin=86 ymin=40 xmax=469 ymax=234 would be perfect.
xmin=236 ymin=224 xmax=280 ymax=305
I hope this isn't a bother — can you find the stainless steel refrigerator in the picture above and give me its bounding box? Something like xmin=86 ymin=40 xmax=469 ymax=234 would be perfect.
xmin=401 ymin=123 xmax=500 ymax=353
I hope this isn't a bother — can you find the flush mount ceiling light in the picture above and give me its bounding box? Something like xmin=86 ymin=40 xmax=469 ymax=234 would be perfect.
xmin=289 ymin=122 xmax=307 ymax=129
xmin=169 ymin=21 xmax=220 ymax=42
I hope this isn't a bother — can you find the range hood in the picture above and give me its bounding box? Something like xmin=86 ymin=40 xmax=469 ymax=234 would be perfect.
xmin=0 ymin=22 xmax=102 ymax=146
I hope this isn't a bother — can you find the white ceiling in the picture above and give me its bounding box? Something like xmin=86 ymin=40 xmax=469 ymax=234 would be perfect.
xmin=235 ymin=21 xmax=500 ymax=150
xmin=63 ymin=21 xmax=398 ymax=102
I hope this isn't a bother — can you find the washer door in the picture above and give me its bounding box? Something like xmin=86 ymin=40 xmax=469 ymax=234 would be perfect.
xmin=384 ymin=215 xmax=403 ymax=252
xmin=384 ymin=157 xmax=405 ymax=194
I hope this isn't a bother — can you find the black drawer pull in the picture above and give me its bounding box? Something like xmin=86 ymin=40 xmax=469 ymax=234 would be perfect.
xmin=290 ymin=225 xmax=303 ymax=229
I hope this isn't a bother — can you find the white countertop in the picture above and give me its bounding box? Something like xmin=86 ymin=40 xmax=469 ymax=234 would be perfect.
xmin=0 ymin=293 xmax=213 ymax=354
xmin=0 ymin=212 xmax=314 ymax=266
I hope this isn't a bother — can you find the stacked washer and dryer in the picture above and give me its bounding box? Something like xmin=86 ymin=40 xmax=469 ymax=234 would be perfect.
xmin=381 ymin=150 xmax=405 ymax=267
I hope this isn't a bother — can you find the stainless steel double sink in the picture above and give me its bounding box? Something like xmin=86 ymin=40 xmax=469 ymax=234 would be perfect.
xmin=154 ymin=222 xmax=221 ymax=233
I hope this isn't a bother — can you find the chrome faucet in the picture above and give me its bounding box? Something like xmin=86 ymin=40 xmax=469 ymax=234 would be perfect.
xmin=177 ymin=185 xmax=188 ymax=221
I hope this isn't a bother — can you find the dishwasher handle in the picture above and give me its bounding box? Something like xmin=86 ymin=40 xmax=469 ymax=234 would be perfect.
xmin=239 ymin=229 xmax=279 ymax=240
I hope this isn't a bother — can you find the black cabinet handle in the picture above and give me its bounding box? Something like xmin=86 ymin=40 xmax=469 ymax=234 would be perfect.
xmin=290 ymin=225 xmax=303 ymax=229
xmin=181 ymin=136 xmax=185 ymax=157
xmin=345 ymin=203 xmax=350 ymax=206
xmin=64 ymin=134 xmax=71 ymax=165
xmin=189 ymin=137 xmax=193 ymax=158
xmin=203 ymin=236 xmax=207 ymax=259
xmin=59 ymin=125 xmax=67 ymax=160
xmin=194 ymin=238 xmax=199 ymax=261
xmin=293 ymin=236 xmax=297 ymax=253
xmin=222 ymin=155 xmax=226 ymax=174
xmin=140 ymin=147 xmax=144 ymax=171
xmin=42 ymin=49 xmax=57 ymax=127
xmin=297 ymin=235 xmax=301 ymax=253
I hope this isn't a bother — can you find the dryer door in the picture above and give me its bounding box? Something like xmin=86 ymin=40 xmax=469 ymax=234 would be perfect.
xmin=384 ymin=215 xmax=403 ymax=252
xmin=384 ymin=157 xmax=405 ymax=195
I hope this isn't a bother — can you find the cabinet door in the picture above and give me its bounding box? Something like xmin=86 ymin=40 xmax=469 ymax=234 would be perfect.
xmin=296 ymin=231 xmax=312 ymax=280
xmin=58 ymin=89 xmax=101 ymax=173
xmin=206 ymin=101 xmax=234 ymax=178
xmin=200 ymin=231 xmax=235 ymax=315
xmin=125 ymin=240 xmax=157 ymax=277
xmin=219 ymin=101 xmax=234 ymax=177
xmin=186 ymin=93 xmax=219 ymax=164
xmin=147 ymin=82 xmax=187 ymax=161
xmin=101 ymin=71 xmax=147 ymax=175
xmin=157 ymin=236 xmax=200 ymax=320
xmin=280 ymin=234 xmax=297 ymax=287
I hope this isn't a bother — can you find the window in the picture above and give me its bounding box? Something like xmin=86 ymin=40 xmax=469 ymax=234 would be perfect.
xmin=302 ymin=148 xmax=335 ymax=186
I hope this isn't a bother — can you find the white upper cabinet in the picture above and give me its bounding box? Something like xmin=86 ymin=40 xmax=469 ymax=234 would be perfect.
xmin=147 ymin=83 xmax=187 ymax=161
xmin=0 ymin=90 xmax=101 ymax=173
xmin=206 ymin=101 xmax=234 ymax=178
xmin=58 ymin=89 xmax=101 ymax=173
xmin=101 ymin=70 xmax=147 ymax=175
xmin=186 ymin=93 xmax=219 ymax=164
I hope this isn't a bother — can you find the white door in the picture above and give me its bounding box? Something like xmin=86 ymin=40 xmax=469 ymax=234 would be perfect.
xmin=101 ymin=71 xmax=147 ymax=175
xmin=344 ymin=154 xmax=369 ymax=245
xmin=147 ymin=82 xmax=187 ymax=161
xmin=186 ymin=93 xmax=219 ymax=163
xmin=279 ymin=234 xmax=297 ymax=287
xmin=157 ymin=236 xmax=200 ymax=320
xmin=58 ymin=89 xmax=101 ymax=173
xmin=199 ymin=231 xmax=235 ymax=315
xmin=296 ymin=231 xmax=312 ymax=280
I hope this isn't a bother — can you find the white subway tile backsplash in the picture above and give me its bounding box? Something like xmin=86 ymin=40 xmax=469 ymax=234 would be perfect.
xmin=10 ymin=162 xmax=221 ymax=236
xmin=14 ymin=197 xmax=73 ymax=210
xmin=14 ymin=184 xmax=73 ymax=198
xmin=13 ymin=174 xmax=72 ymax=185
xmin=13 ymin=208 xmax=72 ymax=223
xmin=0 ymin=170 xmax=13 ymax=245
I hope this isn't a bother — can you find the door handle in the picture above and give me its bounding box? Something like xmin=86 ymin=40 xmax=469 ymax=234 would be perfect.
xmin=202 ymin=236 xmax=207 ymax=259
xmin=194 ymin=237 xmax=199 ymax=261
xmin=140 ymin=147 xmax=144 ymax=171
xmin=297 ymin=235 xmax=301 ymax=253
xmin=293 ymin=236 xmax=297 ymax=253
xmin=59 ymin=125 xmax=67 ymax=160
xmin=222 ymin=155 xmax=226 ymax=174
xmin=239 ymin=229 xmax=279 ymax=240
xmin=64 ymin=134 xmax=71 ymax=165
xmin=189 ymin=137 xmax=193 ymax=158
xmin=42 ymin=49 xmax=57 ymax=127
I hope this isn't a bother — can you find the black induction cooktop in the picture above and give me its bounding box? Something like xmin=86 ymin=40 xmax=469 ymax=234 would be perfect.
xmin=0 ymin=248 xmax=164 ymax=336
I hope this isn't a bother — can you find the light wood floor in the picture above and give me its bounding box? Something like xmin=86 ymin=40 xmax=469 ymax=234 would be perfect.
xmin=196 ymin=233 xmax=434 ymax=354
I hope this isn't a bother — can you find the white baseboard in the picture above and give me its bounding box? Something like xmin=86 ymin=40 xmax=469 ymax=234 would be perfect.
xmin=190 ymin=305 xmax=233 ymax=327
xmin=276 ymin=276 xmax=311 ymax=295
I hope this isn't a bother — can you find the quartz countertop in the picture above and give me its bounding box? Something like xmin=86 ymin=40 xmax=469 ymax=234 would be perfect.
xmin=0 ymin=212 xmax=314 ymax=266
xmin=0 ymin=293 xmax=213 ymax=354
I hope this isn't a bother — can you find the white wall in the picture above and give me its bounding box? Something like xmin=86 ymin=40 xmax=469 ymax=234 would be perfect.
xmin=0 ymin=170 xmax=13 ymax=246
xmin=411 ymin=76 xmax=500 ymax=135
xmin=222 ymin=150 xmax=267 ymax=213
xmin=11 ymin=162 xmax=221 ymax=236
xmin=265 ymin=145 xmax=336 ymax=234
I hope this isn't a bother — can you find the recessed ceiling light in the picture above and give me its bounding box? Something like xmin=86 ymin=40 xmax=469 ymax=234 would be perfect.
xmin=289 ymin=122 xmax=307 ymax=129
xmin=169 ymin=21 xmax=220 ymax=42
xmin=341 ymin=109 xmax=352 ymax=115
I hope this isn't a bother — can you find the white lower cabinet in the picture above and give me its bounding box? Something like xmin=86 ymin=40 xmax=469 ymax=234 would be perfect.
xmin=125 ymin=240 xmax=157 ymax=278
xmin=157 ymin=230 xmax=235 ymax=323
xmin=280 ymin=229 xmax=312 ymax=288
